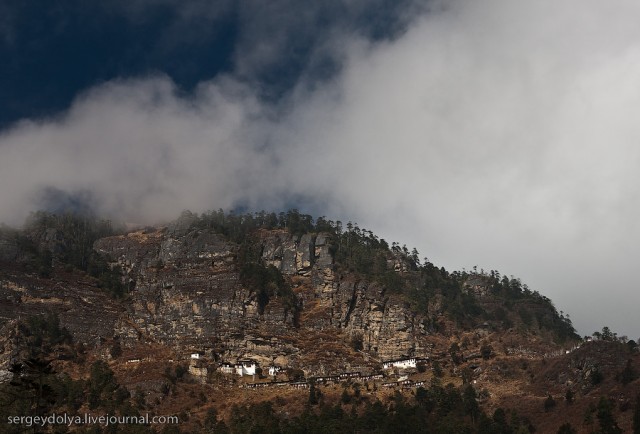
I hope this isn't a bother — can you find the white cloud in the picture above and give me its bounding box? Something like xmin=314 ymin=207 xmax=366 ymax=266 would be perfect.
xmin=0 ymin=75 xmax=277 ymax=224
xmin=1 ymin=0 xmax=640 ymax=337
xmin=271 ymin=0 xmax=640 ymax=337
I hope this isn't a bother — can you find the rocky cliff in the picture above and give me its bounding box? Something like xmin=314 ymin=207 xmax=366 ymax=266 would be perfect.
xmin=91 ymin=223 xmax=430 ymax=374
xmin=0 ymin=269 xmax=122 ymax=345
xmin=1 ymin=210 xmax=579 ymax=379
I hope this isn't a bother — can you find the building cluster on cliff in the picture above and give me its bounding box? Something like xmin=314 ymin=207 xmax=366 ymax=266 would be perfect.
xmin=185 ymin=351 xmax=430 ymax=390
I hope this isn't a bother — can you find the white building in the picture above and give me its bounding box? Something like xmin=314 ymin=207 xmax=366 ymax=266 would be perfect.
xmin=382 ymin=357 xmax=423 ymax=370
xmin=268 ymin=366 xmax=281 ymax=377
xmin=218 ymin=363 xmax=235 ymax=375
xmin=235 ymin=360 xmax=258 ymax=376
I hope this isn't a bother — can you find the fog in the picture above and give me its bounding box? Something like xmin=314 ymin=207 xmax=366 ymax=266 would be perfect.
xmin=1 ymin=0 xmax=639 ymax=338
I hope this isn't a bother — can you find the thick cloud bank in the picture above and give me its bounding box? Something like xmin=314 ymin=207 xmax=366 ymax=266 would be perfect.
xmin=2 ymin=0 xmax=640 ymax=337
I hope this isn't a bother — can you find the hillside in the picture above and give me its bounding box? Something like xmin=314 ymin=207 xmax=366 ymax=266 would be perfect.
xmin=1 ymin=210 xmax=638 ymax=433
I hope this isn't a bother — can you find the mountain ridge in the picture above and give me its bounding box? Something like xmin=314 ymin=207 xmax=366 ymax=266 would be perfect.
xmin=2 ymin=209 xmax=637 ymax=434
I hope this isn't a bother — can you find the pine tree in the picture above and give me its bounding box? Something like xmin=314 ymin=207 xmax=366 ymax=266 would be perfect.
xmin=463 ymin=384 xmax=480 ymax=424
xmin=597 ymin=397 xmax=622 ymax=434
xmin=633 ymin=393 xmax=640 ymax=434
xmin=557 ymin=422 xmax=577 ymax=434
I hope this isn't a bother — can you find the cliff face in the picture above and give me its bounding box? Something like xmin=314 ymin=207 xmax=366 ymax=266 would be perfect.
xmin=0 ymin=269 xmax=122 ymax=345
xmin=259 ymin=229 xmax=430 ymax=359
xmin=1 ymin=211 xmax=578 ymax=379
xmin=93 ymin=225 xmax=429 ymax=372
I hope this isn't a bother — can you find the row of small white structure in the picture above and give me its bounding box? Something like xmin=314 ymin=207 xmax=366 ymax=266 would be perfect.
xmin=191 ymin=353 xmax=279 ymax=377
xmin=216 ymin=360 xmax=259 ymax=377
xmin=190 ymin=354 xmax=256 ymax=377
xmin=191 ymin=352 xmax=426 ymax=378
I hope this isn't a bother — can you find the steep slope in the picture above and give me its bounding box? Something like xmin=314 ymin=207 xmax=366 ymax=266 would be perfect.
xmin=93 ymin=224 xmax=428 ymax=373
xmin=1 ymin=210 xmax=580 ymax=372
xmin=1 ymin=210 xmax=608 ymax=434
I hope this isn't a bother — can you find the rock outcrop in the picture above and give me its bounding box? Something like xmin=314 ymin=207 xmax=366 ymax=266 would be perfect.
xmin=93 ymin=226 xmax=430 ymax=373
xmin=0 ymin=271 xmax=122 ymax=345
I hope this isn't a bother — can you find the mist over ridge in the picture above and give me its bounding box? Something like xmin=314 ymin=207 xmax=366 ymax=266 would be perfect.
xmin=2 ymin=0 xmax=640 ymax=338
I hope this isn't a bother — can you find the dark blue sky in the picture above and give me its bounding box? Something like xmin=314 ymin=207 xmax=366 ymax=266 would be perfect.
xmin=0 ymin=1 xmax=235 ymax=127
xmin=0 ymin=0 xmax=414 ymax=129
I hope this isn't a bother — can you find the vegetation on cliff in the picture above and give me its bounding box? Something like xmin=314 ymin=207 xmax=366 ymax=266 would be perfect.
xmin=2 ymin=208 xmax=578 ymax=341
xmin=181 ymin=208 xmax=579 ymax=344
xmin=0 ymin=208 xmax=580 ymax=359
xmin=0 ymin=315 xmax=159 ymax=434
xmin=0 ymin=211 xmax=126 ymax=297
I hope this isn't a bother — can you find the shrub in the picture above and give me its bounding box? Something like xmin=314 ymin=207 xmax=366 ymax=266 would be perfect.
xmin=544 ymin=395 xmax=557 ymax=412
xmin=480 ymin=343 xmax=494 ymax=360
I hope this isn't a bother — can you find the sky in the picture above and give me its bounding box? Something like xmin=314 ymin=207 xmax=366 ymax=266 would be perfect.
xmin=1 ymin=0 xmax=639 ymax=339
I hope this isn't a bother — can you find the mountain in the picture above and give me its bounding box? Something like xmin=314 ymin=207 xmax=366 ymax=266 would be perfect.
xmin=0 ymin=210 xmax=638 ymax=433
